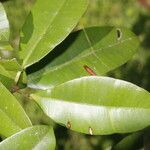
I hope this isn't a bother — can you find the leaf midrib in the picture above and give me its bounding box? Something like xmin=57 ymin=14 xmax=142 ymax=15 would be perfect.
xmin=36 ymin=97 xmax=150 ymax=109
xmin=29 ymin=36 xmax=136 ymax=80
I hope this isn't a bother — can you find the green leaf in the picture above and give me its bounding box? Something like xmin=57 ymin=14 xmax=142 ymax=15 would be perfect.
xmin=113 ymin=132 xmax=143 ymax=150
xmin=0 ymin=58 xmax=21 ymax=71
xmin=0 ymin=58 xmax=22 ymax=80
xmin=3 ymin=0 xmax=34 ymax=49
xmin=0 ymin=3 xmax=9 ymax=42
xmin=0 ymin=56 xmax=26 ymax=84
xmin=32 ymin=76 xmax=150 ymax=135
xmin=0 ymin=125 xmax=56 ymax=150
xmin=0 ymin=75 xmax=14 ymax=90
xmin=0 ymin=3 xmax=12 ymax=51
xmin=0 ymin=64 xmax=14 ymax=89
xmin=0 ymin=49 xmax=14 ymax=59
xmin=28 ymin=27 xmax=139 ymax=90
xmin=0 ymin=64 xmax=12 ymax=78
xmin=20 ymin=0 xmax=88 ymax=68
xmin=0 ymin=41 xmax=12 ymax=51
xmin=0 ymin=82 xmax=32 ymax=137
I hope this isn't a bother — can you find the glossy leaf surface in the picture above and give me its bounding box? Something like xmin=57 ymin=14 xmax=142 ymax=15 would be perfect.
xmin=0 ymin=125 xmax=56 ymax=150
xmin=32 ymin=76 xmax=150 ymax=135
xmin=28 ymin=27 xmax=139 ymax=90
xmin=20 ymin=0 xmax=88 ymax=68
xmin=0 ymin=82 xmax=32 ymax=137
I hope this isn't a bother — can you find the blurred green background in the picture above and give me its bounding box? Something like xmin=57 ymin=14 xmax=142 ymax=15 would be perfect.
xmin=1 ymin=0 xmax=150 ymax=149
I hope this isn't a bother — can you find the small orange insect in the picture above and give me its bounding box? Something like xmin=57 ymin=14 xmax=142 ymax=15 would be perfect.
xmin=83 ymin=65 xmax=97 ymax=76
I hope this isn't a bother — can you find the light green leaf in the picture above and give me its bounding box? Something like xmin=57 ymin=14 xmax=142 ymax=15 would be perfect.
xmin=0 ymin=3 xmax=9 ymax=42
xmin=0 ymin=125 xmax=56 ymax=150
xmin=0 ymin=64 xmax=11 ymax=78
xmin=0 ymin=58 xmax=21 ymax=71
xmin=28 ymin=27 xmax=139 ymax=90
xmin=0 ymin=58 xmax=22 ymax=80
xmin=0 ymin=64 xmax=14 ymax=89
xmin=0 ymin=55 xmax=26 ymax=84
xmin=3 ymin=0 xmax=34 ymax=49
xmin=32 ymin=76 xmax=150 ymax=135
xmin=0 ymin=49 xmax=14 ymax=59
xmin=20 ymin=0 xmax=88 ymax=68
xmin=0 ymin=82 xmax=32 ymax=137
xmin=0 ymin=3 xmax=12 ymax=51
xmin=0 ymin=75 xmax=14 ymax=90
xmin=0 ymin=41 xmax=12 ymax=51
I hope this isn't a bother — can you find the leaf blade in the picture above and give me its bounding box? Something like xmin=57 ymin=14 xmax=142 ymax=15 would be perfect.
xmin=0 ymin=125 xmax=56 ymax=150
xmin=0 ymin=3 xmax=9 ymax=42
xmin=113 ymin=132 xmax=143 ymax=150
xmin=0 ymin=82 xmax=32 ymax=137
xmin=0 ymin=64 xmax=15 ymax=89
xmin=20 ymin=0 xmax=88 ymax=68
xmin=28 ymin=27 xmax=139 ymax=90
xmin=32 ymin=76 xmax=150 ymax=135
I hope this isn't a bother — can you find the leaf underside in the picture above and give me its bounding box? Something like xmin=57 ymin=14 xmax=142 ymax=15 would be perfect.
xmin=32 ymin=76 xmax=150 ymax=135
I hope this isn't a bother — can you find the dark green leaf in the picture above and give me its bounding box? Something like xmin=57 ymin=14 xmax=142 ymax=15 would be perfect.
xmin=113 ymin=132 xmax=143 ymax=150
xmin=28 ymin=27 xmax=139 ymax=90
